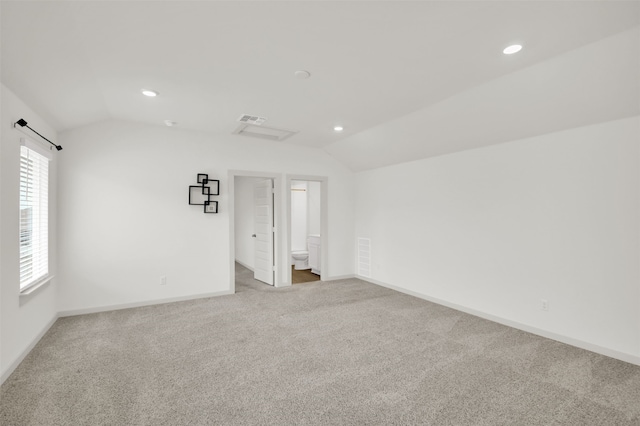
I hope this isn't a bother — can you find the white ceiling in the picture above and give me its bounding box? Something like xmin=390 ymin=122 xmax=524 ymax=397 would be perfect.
xmin=2 ymin=1 xmax=639 ymax=170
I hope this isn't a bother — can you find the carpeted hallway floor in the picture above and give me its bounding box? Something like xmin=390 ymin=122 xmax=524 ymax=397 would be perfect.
xmin=1 ymin=263 xmax=639 ymax=425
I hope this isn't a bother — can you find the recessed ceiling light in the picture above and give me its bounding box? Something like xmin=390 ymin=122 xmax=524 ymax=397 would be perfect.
xmin=164 ymin=120 xmax=177 ymax=127
xmin=141 ymin=89 xmax=158 ymax=97
xmin=294 ymin=70 xmax=311 ymax=79
xmin=334 ymin=125 xmax=344 ymax=132
xmin=503 ymin=44 xmax=522 ymax=55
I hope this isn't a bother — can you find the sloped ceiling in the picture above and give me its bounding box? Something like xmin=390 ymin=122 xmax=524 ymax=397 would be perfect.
xmin=326 ymin=27 xmax=640 ymax=171
xmin=1 ymin=1 xmax=639 ymax=171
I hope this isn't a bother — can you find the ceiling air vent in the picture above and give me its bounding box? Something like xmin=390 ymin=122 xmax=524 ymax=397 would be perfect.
xmin=233 ymin=123 xmax=298 ymax=141
xmin=237 ymin=114 xmax=267 ymax=125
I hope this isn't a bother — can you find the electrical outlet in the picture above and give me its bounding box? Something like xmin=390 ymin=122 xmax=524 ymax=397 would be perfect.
xmin=541 ymin=299 xmax=549 ymax=311
xmin=160 ymin=276 xmax=167 ymax=286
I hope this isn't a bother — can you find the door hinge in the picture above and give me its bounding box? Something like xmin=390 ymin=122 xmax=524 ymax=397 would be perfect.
xmin=272 ymin=265 xmax=277 ymax=272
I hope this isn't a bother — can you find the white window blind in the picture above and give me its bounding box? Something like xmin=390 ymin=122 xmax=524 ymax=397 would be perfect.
xmin=19 ymin=144 xmax=50 ymax=290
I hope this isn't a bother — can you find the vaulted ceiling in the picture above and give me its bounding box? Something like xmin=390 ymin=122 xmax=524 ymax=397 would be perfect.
xmin=2 ymin=1 xmax=639 ymax=171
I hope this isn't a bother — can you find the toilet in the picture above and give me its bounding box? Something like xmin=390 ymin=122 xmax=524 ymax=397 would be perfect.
xmin=291 ymin=250 xmax=309 ymax=270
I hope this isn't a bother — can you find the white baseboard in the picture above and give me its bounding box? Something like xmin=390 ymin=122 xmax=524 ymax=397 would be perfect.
xmin=58 ymin=290 xmax=234 ymax=317
xmin=359 ymin=275 xmax=640 ymax=367
xmin=1 ymin=314 xmax=59 ymax=385
xmin=324 ymin=274 xmax=356 ymax=281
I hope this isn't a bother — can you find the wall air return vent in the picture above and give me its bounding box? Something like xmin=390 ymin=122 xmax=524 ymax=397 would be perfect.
xmin=233 ymin=123 xmax=298 ymax=141
xmin=358 ymin=237 xmax=371 ymax=278
xmin=237 ymin=114 xmax=267 ymax=125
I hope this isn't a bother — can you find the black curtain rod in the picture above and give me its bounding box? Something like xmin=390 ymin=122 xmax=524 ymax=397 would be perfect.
xmin=14 ymin=118 xmax=63 ymax=151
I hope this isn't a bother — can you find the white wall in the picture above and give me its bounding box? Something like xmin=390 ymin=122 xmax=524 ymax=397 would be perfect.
xmin=355 ymin=117 xmax=640 ymax=361
xmin=291 ymin=181 xmax=308 ymax=252
xmin=57 ymin=120 xmax=354 ymax=312
xmin=0 ymin=84 xmax=59 ymax=380
xmin=234 ymin=176 xmax=263 ymax=269
xmin=308 ymin=181 xmax=321 ymax=236
xmin=290 ymin=180 xmax=321 ymax=252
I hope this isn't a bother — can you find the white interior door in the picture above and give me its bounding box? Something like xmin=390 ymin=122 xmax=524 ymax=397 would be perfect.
xmin=253 ymin=179 xmax=274 ymax=285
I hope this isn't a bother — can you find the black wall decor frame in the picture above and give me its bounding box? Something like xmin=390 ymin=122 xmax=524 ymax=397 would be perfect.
xmin=204 ymin=200 xmax=218 ymax=214
xmin=189 ymin=174 xmax=219 ymax=214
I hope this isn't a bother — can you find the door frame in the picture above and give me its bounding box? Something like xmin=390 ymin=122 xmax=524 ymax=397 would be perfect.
xmin=285 ymin=174 xmax=329 ymax=285
xmin=228 ymin=170 xmax=282 ymax=293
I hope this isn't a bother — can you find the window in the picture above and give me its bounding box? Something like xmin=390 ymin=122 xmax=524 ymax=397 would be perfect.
xmin=19 ymin=142 xmax=50 ymax=291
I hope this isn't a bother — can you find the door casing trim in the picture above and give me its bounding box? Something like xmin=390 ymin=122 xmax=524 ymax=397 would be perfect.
xmin=228 ymin=170 xmax=282 ymax=293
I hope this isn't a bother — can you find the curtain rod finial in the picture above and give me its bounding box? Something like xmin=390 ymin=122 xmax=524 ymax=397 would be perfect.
xmin=16 ymin=118 xmax=28 ymax=127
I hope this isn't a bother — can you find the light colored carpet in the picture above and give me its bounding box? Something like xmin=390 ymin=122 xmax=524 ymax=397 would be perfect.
xmin=2 ymin=263 xmax=639 ymax=425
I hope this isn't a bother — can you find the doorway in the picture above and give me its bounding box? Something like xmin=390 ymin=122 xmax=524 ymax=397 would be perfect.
xmin=229 ymin=171 xmax=281 ymax=293
xmin=286 ymin=175 xmax=328 ymax=286
xmin=290 ymin=180 xmax=321 ymax=284
xmin=229 ymin=171 xmax=328 ymax=292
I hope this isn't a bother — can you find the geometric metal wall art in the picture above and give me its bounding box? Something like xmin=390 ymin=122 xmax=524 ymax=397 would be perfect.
xmin=188 ymin=173 xmax=220 ymax=213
